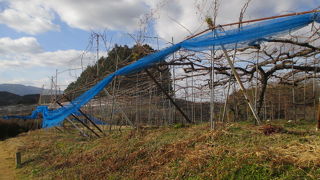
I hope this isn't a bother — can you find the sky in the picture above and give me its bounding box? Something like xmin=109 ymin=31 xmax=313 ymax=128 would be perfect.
xmin=0 ymin=0 xmax=318 ymax=90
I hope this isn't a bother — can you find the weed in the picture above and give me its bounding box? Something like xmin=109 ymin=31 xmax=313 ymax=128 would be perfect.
xmin=2 ymin=121 xmax=319 ymax=179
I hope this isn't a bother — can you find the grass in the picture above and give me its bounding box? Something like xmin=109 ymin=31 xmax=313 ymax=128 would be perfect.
xmin=2 ymin=120 xmax=320 ymax=179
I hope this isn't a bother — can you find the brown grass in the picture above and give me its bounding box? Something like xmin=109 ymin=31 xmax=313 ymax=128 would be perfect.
xmin=1 ymin=120 xmax=319 ymax=179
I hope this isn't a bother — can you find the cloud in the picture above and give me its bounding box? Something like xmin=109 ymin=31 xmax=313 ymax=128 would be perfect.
xmin=146 ymin=0 xmax=319 ymax=42
xmin=0 ymin=0 xmax=59 ymax=34
xmin=0 ymin=0 xmax=317 ymax=37
xmin=0 ymin=36 xmax=102 ymax=88
xmin=0 ymin=37 xmax=98 ymax=69
xmin=0 ymin=37 xmax=42 ymax=54
xmin=246 ymin=0 xmax=318 ymax=18
xmin=47 ymin=0 xmax=149 ymax=32
xmin=0 ymin=0 xmax=149 ymax=34
xmin=0 ymin=49 xmax=95 ymax=69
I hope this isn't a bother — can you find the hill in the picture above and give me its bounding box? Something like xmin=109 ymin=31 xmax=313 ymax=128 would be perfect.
xmin=0 ymin=84 xmax=63 ymax=96
xmin=0 ymin=91 xmax=40 ymax=106
xmin=65 ymin=44 xmax=172 ymax=98
xmin=0 ymin=84 xmax=44 ymax=96
xmin=3 ymin=121 xmax=320 ymax=179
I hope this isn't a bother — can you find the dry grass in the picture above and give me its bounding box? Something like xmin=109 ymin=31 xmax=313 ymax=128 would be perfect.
xmin=2 ymin=120 xmax=320 ymax=179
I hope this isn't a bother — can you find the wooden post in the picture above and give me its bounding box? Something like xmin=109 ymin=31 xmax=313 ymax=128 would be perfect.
xmin=221 ymin=46 xmax=261 ymax=125
xmin=62 ymin=95 xmax=106 ymax=136
xmin=145 ymin=69 xmax=192 ymax=124
xmin=56 ymin=101 xmax=101 ymax=138
xmin=15 ymin=152 xmax=21 ymax=168
xmin=65 ymin=117 xmax=89 ymax=137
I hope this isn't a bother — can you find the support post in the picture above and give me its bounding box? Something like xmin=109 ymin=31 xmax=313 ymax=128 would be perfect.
xmin=63 ymin=95 xmax=105 ymax=136
xmin=15 ymin=152 xmax=21 ymax=168
xmin=103 ymin=89 xmax=134 ymax=127
xmin=145 ymin=69 xmax=192 ymax=124
xmin=56 ymin=101 xmax=101 ymax=138
xmin=65 ymin=117 xmax=89 ymax=137
xmin=221 ymin=46 xmax=261 ymax=125
xmin=317 ymin=98 xmax=320 ymax=131
xmin=54 ymin=127 xmax=63 ymax=133
xmin=210 ymin=38 xmax=215 ymax=129
xmin=77 ymin=109 xmax=105 ymax=136
xmin=221 ymin=76 xmax=232 ymax=122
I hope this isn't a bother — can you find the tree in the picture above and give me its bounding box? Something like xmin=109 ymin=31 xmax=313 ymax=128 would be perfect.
xmin=65 ymin=44 xmax=172 ymax=98
xmin=163 ymin=23 xmax=320 ymax=121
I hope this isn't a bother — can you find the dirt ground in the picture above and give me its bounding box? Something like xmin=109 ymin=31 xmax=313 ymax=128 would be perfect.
xmin=0 ymin=139 xmax=19 ymax=180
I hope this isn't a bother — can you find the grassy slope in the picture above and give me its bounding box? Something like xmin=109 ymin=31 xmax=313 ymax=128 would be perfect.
xmin=6 ymin=121 xmax=320 ymax=179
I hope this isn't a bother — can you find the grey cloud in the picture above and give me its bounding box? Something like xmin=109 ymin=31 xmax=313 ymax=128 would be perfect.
xmin=0 ymin=0 xmax=149 ymax=34
xmin=47 ymin=0 xmax=149 ymax=32
xmin=0 ymin=0 xmax=59 ymax=34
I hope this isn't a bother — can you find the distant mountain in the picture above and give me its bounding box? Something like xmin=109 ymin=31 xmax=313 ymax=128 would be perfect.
xmin=0 ymin=84 xmax=42 ymax=96
xmin=0 ymin=84 xmax=63 ymax=96
xmin=0 ymin=91 xmax=40 ymax=106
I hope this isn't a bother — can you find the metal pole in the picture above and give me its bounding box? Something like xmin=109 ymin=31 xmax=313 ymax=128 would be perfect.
xmin=317 ymin=98 xmax=320 ymax=130
xmin=278 ymin=88 xmax=281 ymax=120
xmin=172 ymin=37 xmax=176 ymax=124
xmin=255 ymin=50 xmax=259 ymax=111
xmin=56 ymin=69 xmax=58 ymax=100
xmin=313 ymin=58 xmax=317 ymax=122
xmin=96 ymin=33 xmax=99 ymax=76
xmin=103 ymin=89 xmax=134 ymax=127
xmin=221 ymin=77 xmax=232 ymax=122
xmin=304 ymin=58 xmax=307 ymax=120
xmin=221 ymin=46 xmax=261 ymax=125
xmin=292 ymin=63 xmax=296 ymax=121
xmin=210 ymin=31 xmax=215 ymax=129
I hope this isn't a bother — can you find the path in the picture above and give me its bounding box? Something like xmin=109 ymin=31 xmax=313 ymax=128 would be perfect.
xmin=0 ymin=141 xmax=17 ymax=180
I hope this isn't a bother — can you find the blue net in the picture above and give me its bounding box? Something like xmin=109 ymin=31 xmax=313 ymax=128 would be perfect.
xmin=41 ymin=74 xmax=115 ymax=128
xmin=2 ymin=105 xmax=47 ymax=120
xmin=2 ymin=12 xmax=319 ymax=128
xmin=181 ymin=13 xmax=320 ymax=51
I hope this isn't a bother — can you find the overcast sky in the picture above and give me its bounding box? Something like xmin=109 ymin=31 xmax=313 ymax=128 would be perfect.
xmin=0 ymin=0 xmax=318 ymax=89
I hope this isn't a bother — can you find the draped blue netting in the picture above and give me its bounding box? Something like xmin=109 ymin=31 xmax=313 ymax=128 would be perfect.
xmin=3 ymin=106 xmax=48 ymax=120
xmin=2 ymin=12 xmax=319 ymax=128
xmin=181 ymin=13 xmax=320 ymax=51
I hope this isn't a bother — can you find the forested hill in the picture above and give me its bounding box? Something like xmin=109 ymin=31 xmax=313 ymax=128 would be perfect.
xmin=65 ymin=44 xmax=172 ymax=97
xmin=0 ymin=91 xmax=39 ymax=106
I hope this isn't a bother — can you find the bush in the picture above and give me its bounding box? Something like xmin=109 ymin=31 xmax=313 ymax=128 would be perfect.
xmin=0 ymin=119 xmax=40 ymax=140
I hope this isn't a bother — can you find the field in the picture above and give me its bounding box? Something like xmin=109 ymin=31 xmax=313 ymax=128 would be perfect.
xmin=1 ymin=120 xmax=320 ymax=179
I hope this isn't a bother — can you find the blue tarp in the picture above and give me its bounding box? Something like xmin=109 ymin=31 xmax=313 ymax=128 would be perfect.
xmin=3 ymin=12 xmax=320 ymax=128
